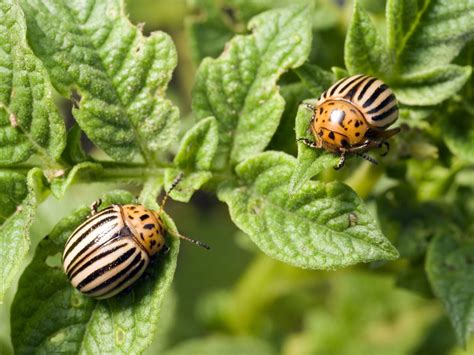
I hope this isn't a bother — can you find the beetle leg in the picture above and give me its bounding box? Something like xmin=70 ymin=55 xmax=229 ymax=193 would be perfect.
xmin=302 ymin=102 xmax=316 ymax=112
xmin=334 ymin=151 xmax=346 ymax=170
xmin=357 ymin=152 xmax=378 ymax=165
xmin=297 ymin=137 xmax=319 ymax=149
xmin=90 ymin=199 xmax=102 ymax=215
xmin=160 ymin=244 xmax=170 ymax=255
xmin=307 ymin=113 xmax=317 ymax=134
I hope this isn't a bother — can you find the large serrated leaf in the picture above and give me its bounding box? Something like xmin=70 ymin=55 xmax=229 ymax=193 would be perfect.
xmin=290 ymin=105 xmax=339 ymax=195
xmin=0 ymin=168 xmax=48 ymax=302
xmin=0 ymin=0 xmax=65 ymax=165
xmin=392 ymin=65 xmax=472 ymax=106
xmin=387 ymin=0 xmax=474 ymax=73
xmin=426 ymin=233 xmax=474 ymax=347
xmin=19 ymin=0 xmax=179 ymax=162
xmin=345 ymin=0 xmax=389 ymax=75
xmin=218 ymin=151 xmax=398 ymax=270
xmin=11 ymin=190 xmax=180 ymax=354
xmin=192 ymin=5 xmax=312 ymax=168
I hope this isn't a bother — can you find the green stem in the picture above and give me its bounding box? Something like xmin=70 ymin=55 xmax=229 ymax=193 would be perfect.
xmin=344 ymin=162 xmax=384 ymax=199
xmin=224 ymin=255 xmax=318 ymax=334
xmin=94 ymin=166 xmax=166 ymax=182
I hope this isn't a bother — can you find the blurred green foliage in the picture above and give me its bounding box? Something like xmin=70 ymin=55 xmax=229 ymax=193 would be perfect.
xmin=0 ymin=0 xmax=472 ymax=354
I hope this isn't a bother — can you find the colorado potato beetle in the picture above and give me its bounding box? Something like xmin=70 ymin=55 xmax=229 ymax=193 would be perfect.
xmin=298 ymin=74 xmax=400 ymax=169
xmin=62 ymin=174 xmax=209 ymax=299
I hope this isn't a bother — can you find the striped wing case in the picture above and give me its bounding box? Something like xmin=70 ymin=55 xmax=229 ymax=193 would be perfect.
xmin=63 ymin=206 xmax=149 ymax=299
xmin=318 ymin=74 xmax=398 ymax=128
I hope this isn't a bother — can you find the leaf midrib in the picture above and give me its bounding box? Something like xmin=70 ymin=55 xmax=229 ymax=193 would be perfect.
xmin=395 ymin=0 xmax=432 ymax=68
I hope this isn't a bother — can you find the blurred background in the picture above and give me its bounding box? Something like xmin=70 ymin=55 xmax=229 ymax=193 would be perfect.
xmin=1 ymin=0 xmax=472 ymax=354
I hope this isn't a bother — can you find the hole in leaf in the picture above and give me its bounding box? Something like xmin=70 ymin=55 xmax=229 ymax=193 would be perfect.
xmin=70 ymin=293 xmax=83 ymax=308
xmin=116 ymin=327 xmax=125 ymax=344
xmin=46 ymin=253 xmax=62 ymax=268
xmin=49 ymin=331 xmax=65 ymax=344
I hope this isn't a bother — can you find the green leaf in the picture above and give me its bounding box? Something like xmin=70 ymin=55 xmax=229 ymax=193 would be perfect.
xmin=345 ymin=0 xmax=389 ymax=75
xmin=267 ymin=82 xmax=311 ymax=154
xmin=186 ymin=0 xmax=234 ymax=63
xmin=439 ymin=107 xmax=474 ymax=163
xmin=163 ymin=116 xmax=218 ymax=202
xmin=139 ymin=177 xmax=163 ymax=210
xmin=20 ymin=0 xmax=179 ymax=162
xmin=331 ymin=66 xmax=349 ymax=80
xmin=0 ymin=168 xmax=48 ymax=302
xmin=293 ymin=63 xmax=334 ymax=97
xmin=0 ymin=0 xmax=65 ymax=165
xmin=62 ymin=124 xmax=88 ymax=164
xmin=11 ymin=190 xmax=181 ymax=354
xmin=174 ymin=116 xmax=219 ymax=171
xmin=290 ymin=105 xmax=339 ymax=195
xmin=192 ymin=5 xmax=312 ymax=168
xmin=218 ymin=151 xmax=398 ymax=270
xmin=163 ymin=336 xmax=276 ymax=355
xmin=164 ymin=169 xmax=212 ymax=203
xmin=0 ymin=171 xmax=28 ymax=223
xmin=392 ymin=65 xmax=472 ymax=106
xmin=426 ymin=233 xmax=474 ymax=347
xmin=50 ymin=162 xmax=103 ymax=199
xmin=387 ymin=0 xmax=474 ymax=73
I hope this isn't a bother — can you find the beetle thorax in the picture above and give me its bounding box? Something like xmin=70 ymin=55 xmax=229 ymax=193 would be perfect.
xmin=121 ymin=204 xmax=166 ymax=256
xmin=311 ymin=99 xmax=370 ymax=149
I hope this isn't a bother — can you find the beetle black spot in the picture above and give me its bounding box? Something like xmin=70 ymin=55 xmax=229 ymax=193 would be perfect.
xmin=322 ymin=120 xmax=325 ymax=123
xmin=355 ymin=132 xmax=360 ymax=137
xmin=140 ymin=232 xmax=144 ymax=240
xmin=150 ymin=240 xmax=156 ymax=247
xmin=344 ymin=128 xmax=348 ymax=131
xmin=144 ymin=223 xmax=155 ymax=230
xmin=318 ymin=130 xmax=324 ymax=137
xmin=341 ymin=139 xmax=349 ymax=147
xmin=328 ymin=102 xmax=334 ymax=106
xmin=140 ymin=214 xmax=150 ymax=221
xmin=319 ymin=107 xmax=323 ymax=115
xmin=328 ymin=132 xmax=335 ymax=140
xmin=355 ymin=121 xmax=360 ymax=127
xmin=129 ymin=206 xmax=136 ymax=210
xmin=350 ymin=109 xmax=356 ymax=113
xmin=348 ymin=119 xmax=353 ymax=124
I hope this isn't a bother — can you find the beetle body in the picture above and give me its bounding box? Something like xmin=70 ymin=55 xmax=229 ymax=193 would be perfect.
xmin=299 ymin=74 xmax=400 ymax=169
xmin=63 ymin=204 xmax=166 ymax=299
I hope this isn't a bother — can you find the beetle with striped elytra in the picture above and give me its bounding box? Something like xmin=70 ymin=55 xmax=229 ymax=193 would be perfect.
xmin=62 ymin=173 xmax=209 ymax=299
xmin=298 ymin=74 xmax=400 ymax=169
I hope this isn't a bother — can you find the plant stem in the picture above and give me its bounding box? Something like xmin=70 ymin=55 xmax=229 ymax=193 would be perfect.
xmin=224 ymin=254 xmax=317 ymax=334
xmin=344 ymin=162 xmax=384 ymax=199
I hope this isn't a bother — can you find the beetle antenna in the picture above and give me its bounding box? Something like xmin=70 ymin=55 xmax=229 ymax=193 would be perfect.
xmin=157 ymin=172 xmax=184 ymax=216
xmin=171 ymin=231 xmax=210 ymax=250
